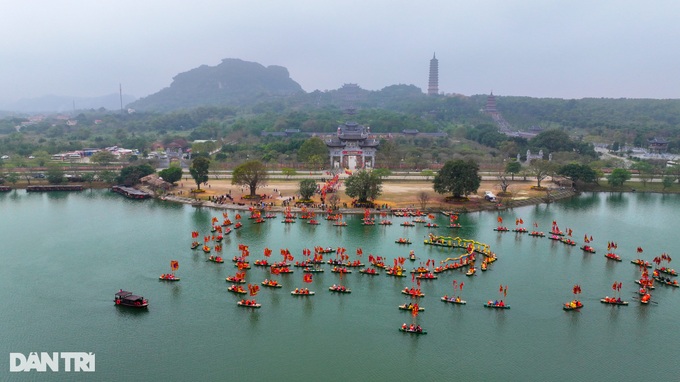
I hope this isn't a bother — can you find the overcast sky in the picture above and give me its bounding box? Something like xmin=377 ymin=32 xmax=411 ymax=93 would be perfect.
xmin=2 ymin=1 xmax=679 ymax=103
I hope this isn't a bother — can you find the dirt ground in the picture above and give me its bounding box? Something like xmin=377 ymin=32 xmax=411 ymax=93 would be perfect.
xmin=175 ymin=178 xmax=550 ymax=212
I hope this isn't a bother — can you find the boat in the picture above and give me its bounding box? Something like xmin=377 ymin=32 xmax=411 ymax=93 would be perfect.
xmin=319 ymin=247 xmax=336 ymax=254
xmin=254 ymin=259 xmax=270 ymax=267
xmin=261 ymin=280 xmax=282 ymax=288
xmin=480 ymin=262 xmax=487 ymax=271
xmin=399 ymin=326 xmax=427 ymax=335
xmin=308 ymin=219 xmax=320 ymax=225
xmin=494 ymin=227 xmax=509 ymax=232
xmin=528 ymin=231 xmax=545 ymax=237
xmin=303 ymin=267 xmax=324 ymax=273
xmin=653 ymin=276 xmax=680 ymax=287
xmin=466 ymin=267 xmax=476 ymax=276
xmin=402 ymin=288 xmax=425 ymax=297
xmin=237 ymin=300 xmax=261 ymax=308
xmin=425 ymin=223 xmax=438 ymax=228
xmin=563 ymin=300 xmax=584 ymax=310
xmin=333 ymin=221 xmax=348 ymax=227
xmin=379 ymin=220 xmax=393 ymax=225
xmin=580 ymin=246 xmax=596 ymax=254
xmin=159 ymin=273 xmax=180 ymax=281
xmin=657 ymin=267 xmax=678 ymax=276
xmin=410 ymin=267 xmax=430 ymax=274
xmin=512 ymin=227 xmax=528 ymax=233
xmin=398 ymin=304 xmax=424 ymax=311
xmin=634 ymin=280 xmax=655 ymax=289
xmin=331 ymin=267 xmax=352 ymax=274
xmin=604 ymin=253 xmax=622 ymax=261
xmin=114 ymin=290 xmax=148 ymax=308
xmin=416 ymin=273 xmax=438 ymax=280
xmin=291 ymin=288 xmax=315 ymax=296
xmin=202 ymin=245 xmax=211 ymax=253
xmin=359 ymin=268 xmax=378 ymax=275
xmin=441 ymin=296 xmax=467 ymax=305
xmin=449 ymin=223 xmax=462 ymax=228
xmin=329 ymin=285 xmax=351 ymax=293
xmin=400 ymin=221 xmax=415 ymax=227
xmin=395 ymin=238 xmax=412 ymax=244
xmin=208 ymin=256 xmax=224 ymax=263
xmin=484 ymin=302 xmax=510 ymax=309
xmin=600 ymin=297 xmax=628 ymax=306
xmin=631 ymin=259 xmax=652 ymax=268
xmin=225 ymin=276 xmax=245 ymax=284
xmin=227 ymin=285 xmax=247 ymax=294
xmin=561 ymin=238 xmax=577 ymax=246
xmin=191 ymin=241 xmax=200 ymax=249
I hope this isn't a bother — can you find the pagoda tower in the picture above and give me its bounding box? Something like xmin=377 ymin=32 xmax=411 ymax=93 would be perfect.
xmin=427 ymin=53 xmax=439 ymax=95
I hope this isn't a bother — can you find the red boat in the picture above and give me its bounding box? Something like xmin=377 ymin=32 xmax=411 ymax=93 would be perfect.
xmin=114 ymin=290 xmax=148 ymax=308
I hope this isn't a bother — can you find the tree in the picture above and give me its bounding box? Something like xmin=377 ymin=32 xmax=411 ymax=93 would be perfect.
xmin=298 ymin=137 xmax=328 ymax=164
xmin=328 ymin=193 xmax=340 ymax=210
xmin=81 ymin=172 xmax=96 ymax=188
xmin=417 ymin=191 xmax=430 ymax=210
xmin=299 ymin=179 xmax=317 ymax=200
xmin=344 ymin=170 xmax=383 ymax=203
xmin=98 ymin=170 xmax=118 ymax=184
xmin=232 ymin=160 xmax=268 ymax=197
xmin=558 ymin=163 xmax=598 ymax=186
xmin=373 ymin=168 xmax=392 ymax=179
xmin=307 ymin=154 xmax=324 ymax=170
xmin=46 ymin=166 xmax=66 ymax=184
xmin=505 ymin=161 xmax=521 ymax=180
xmin=90 ymin=151 xmax=117 ymax=166
xmin=631 ymin=161 xmax=655 ymax=188
xmin=282 ymin=168 xmax=297 ymax=179
xmin=607 ymin=168 xmax=631 ymax=188
xmin=117 ymin=164 xmax=155 ymax=186
xmin=662 ymin=176 xmax=674 ymax=191
xmin=189 ymin=157 xmax=210 ymax=190
xmin=421 ymin=169 xmax=435 ymax=180
xmin=528 ymin=160 xmax=558 ymax=188
xmin=433 ymin=159 xmax=481 ymax=198
xmin=159 ymin=166 xmax=183 ymax=184
xmin=5 ymin=172 xmax=19 ymax=187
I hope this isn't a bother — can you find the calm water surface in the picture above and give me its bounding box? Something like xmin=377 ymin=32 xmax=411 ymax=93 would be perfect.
xmin=1 ymin=190 xmax=679 ymax=381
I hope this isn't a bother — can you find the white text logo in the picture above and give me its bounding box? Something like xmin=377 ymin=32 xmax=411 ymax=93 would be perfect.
xmin=9 ymin=352 xmax=95 ymax=372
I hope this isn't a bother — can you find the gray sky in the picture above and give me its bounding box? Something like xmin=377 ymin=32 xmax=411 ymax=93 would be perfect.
xmin=2 ymin=0 xmax=679 ymax=103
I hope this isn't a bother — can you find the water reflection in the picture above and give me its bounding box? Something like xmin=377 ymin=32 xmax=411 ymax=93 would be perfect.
xmin=605 ymin=192 xmax=628 ymax=209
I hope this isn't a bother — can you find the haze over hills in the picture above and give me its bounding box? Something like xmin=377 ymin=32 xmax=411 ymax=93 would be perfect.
xmin=127 ymin=59 xmax=305 ymax=112
xmin=0 ymin=93 xmax=137 ymax=114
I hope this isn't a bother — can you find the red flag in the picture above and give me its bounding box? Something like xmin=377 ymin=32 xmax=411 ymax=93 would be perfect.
xmin=460 ymin=282 xmax=464 ymax=290
xmin=499 ymin=284 xmax=503 ymax=293
xmin=170 ymin=260 xmax=179 ymax=271
xmin=303 ymin=273 xmax=313 ymax=283
xmin=637 ymin=247 xmax=643 ymax=253
xmin=503 ymin=286 xmax=507 ymax=297
xmin=497 ymin=216 xmax=503 ymax=224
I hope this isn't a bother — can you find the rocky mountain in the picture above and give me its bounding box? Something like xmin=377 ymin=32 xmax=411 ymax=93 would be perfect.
xmin=127 ymin=58 xmax=304 ymax=111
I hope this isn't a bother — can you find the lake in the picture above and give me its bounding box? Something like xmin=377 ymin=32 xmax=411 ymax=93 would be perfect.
xmin=1 ymin=190 xmax=679 ymax=381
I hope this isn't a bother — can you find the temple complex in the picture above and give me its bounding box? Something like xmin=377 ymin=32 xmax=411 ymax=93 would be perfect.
xmin=325 ymin=110 xmax=379 ymax=170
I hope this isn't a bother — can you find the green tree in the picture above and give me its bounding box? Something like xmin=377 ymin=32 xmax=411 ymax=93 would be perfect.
xmin=662 ymin=176 xmax=674 ymax=191
xmin=116 ymin=164 xmax=155 ymax=186
xmin=607 ymin=168 xmax=631 ymax=188
xmin=558 ymin=163 xmax=598 ymax=185
xmin=189 ymin=157 xmax=211 ymax=190
xmin=81 ymin=172 xmax=96 ymax=188
xmin=90 ymin=151 xmax=117 ymax=166
xmin=344 ymin=170 xmax=383 ymax=203
xmin=433 ymin=159 xmax=481 ymax=198
xmin=631 ymin=161 xmax=655 ymax=188
xmin=46 ymin=166 xmax=66 ymax=184
xmin=373 ymin=168 xmax=392 ymax=179
xmin=31 ymin=151 xmax=51 ymax=167
xmin=528 ymin=160 xmax=558 ymax=188
xmin=297 ymin=137 xmax=328 ymax=164
xmin=421 ymin=169 xmax=435 ymax=180
xmin=232 ymin=160 xmax=268 ymax=197
xmin=505 ymin=161 xmax=521 ymax=180
xmin=282 ymin=168 xmax=297 ymax=179
xmin=159 ymin=166 xmax=183 ymax=184
xmin=98 ymin=170 xmax=117 ymax=184
xmin=5 ymin=172 xmax=20 ymax=187
xmin=299 ymin=179 xmax=317 ymax=200
xmin=307 ymin=154 xmax=324 ymax=170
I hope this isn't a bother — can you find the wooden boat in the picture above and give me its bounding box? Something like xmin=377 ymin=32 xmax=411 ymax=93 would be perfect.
xmin=191 ymin=242 xmax=200 ymax=249
xmin=202 ymin=245 xmax=211 ymax=253
xmin=253 ymin=260 xmax=270 ymax=267
xmin=416 ymin=273 xmax=438 ymax=280
xmin=657 ymin=267 xmax=678 ymax=276
xmin=634 ymin=280 xmax=654 ymax=289
xmin=331 ymin=267 xmax=352 ymax=274
xmin=261 ymin=280 xmax=282 ymax=288
xmin=561 ymin=239 xmax=577 ymax=246
xmin=400 ymin=221 xmax=415 ymax=227
xmin=512 ymin=228 xmax=528 ymax=233
xmin=225 ymin=276 xmax=245 ymax=284
xmin=237 ymin=300 xmax=261 ymax=308
xmin=303 ymin=267 xmax=324 ymax=273
xmin=466 ymin=267 xmax=476 ymax=276
xmin=343 ymin=261 xmax=365 ymax=268
xmin=580 ymin=246 xmax=596 ymax=254
xmin=653 ymin=276 xmax=680 ymax=287
xmin=631 ymin=259 xmax=652 ymax=268
xmin=441 ymin=297 xmax=467 ymax=305
xmin=308 ymin=220 xmax=320 ymax=225
xmin=359 ymin=268 xmax=378 ymax=275
xmin=600 ymin=298 xmax=628 ymax=305
xmin=159 ymin=273 xmax=180 ymax=281
xmin=409 ymin=254 xmax=416 ymax=261
xmin=333 ymin=222 xmax=348 ymax=226
xmin=484 ymin=303 xmax=510 ymax=309
xmin=291 ymin=289 xmax=315 ymax=296
xmin=395 ymin=238 xmax=412 ymax=244
xmin=398 ymin=304 xmax=424 ymax=311
xmin=449 ymin=223 xmax=462 ymax=228
xmin=379 ymin=220 xmax=393 ymax=225
xmin=329 ymin=285 xmax=351 ymax=293
xmin=402 ymin=289 xmax=424 ymax=297
xmin=208 ymin=256 xmax=224 ymax=263
xmin=494 ymin=227 xmax=509 ymax=232
xmin=114 ymin=290 xmax=148 ymax=308
xmin=604 ymin=253 xmax=622 ymax=261
xmin=227 ymin=285 xmax=247 ymax=294
xmin=528 ymin=231 xmax=545 ymax=237
xmin=425 ymin=223 xmax=438 ymax=228
xmin=282 ymin=219 xmax=296 ymax=224
xmin=410 ymin=267 xmax=430 ymax=274
xmin=563 ymin=301 xmax=584 ymax=310
xmin=276 ymin=267 xmax=293 ymax=274
xmin=399 ymin=327 xmax=427 ymax=335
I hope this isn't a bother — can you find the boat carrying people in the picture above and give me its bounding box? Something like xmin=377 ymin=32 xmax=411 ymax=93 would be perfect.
xmin=114 ymin=290 xmax=148 ymax=308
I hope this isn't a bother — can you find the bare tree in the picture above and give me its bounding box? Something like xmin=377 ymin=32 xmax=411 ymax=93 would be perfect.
xmin=328 ymin=193 xmax=340 ymax=211
xmin=417 ymin=191 xmax=430 ymax=210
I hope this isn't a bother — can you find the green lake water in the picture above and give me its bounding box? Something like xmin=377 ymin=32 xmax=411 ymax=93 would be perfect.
xmin=1 ymin=190 xmax=679 ymax=381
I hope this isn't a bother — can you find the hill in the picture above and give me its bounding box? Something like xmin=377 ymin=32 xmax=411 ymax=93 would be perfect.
xmin=127 ymin=58 xmax=304 ymax=111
